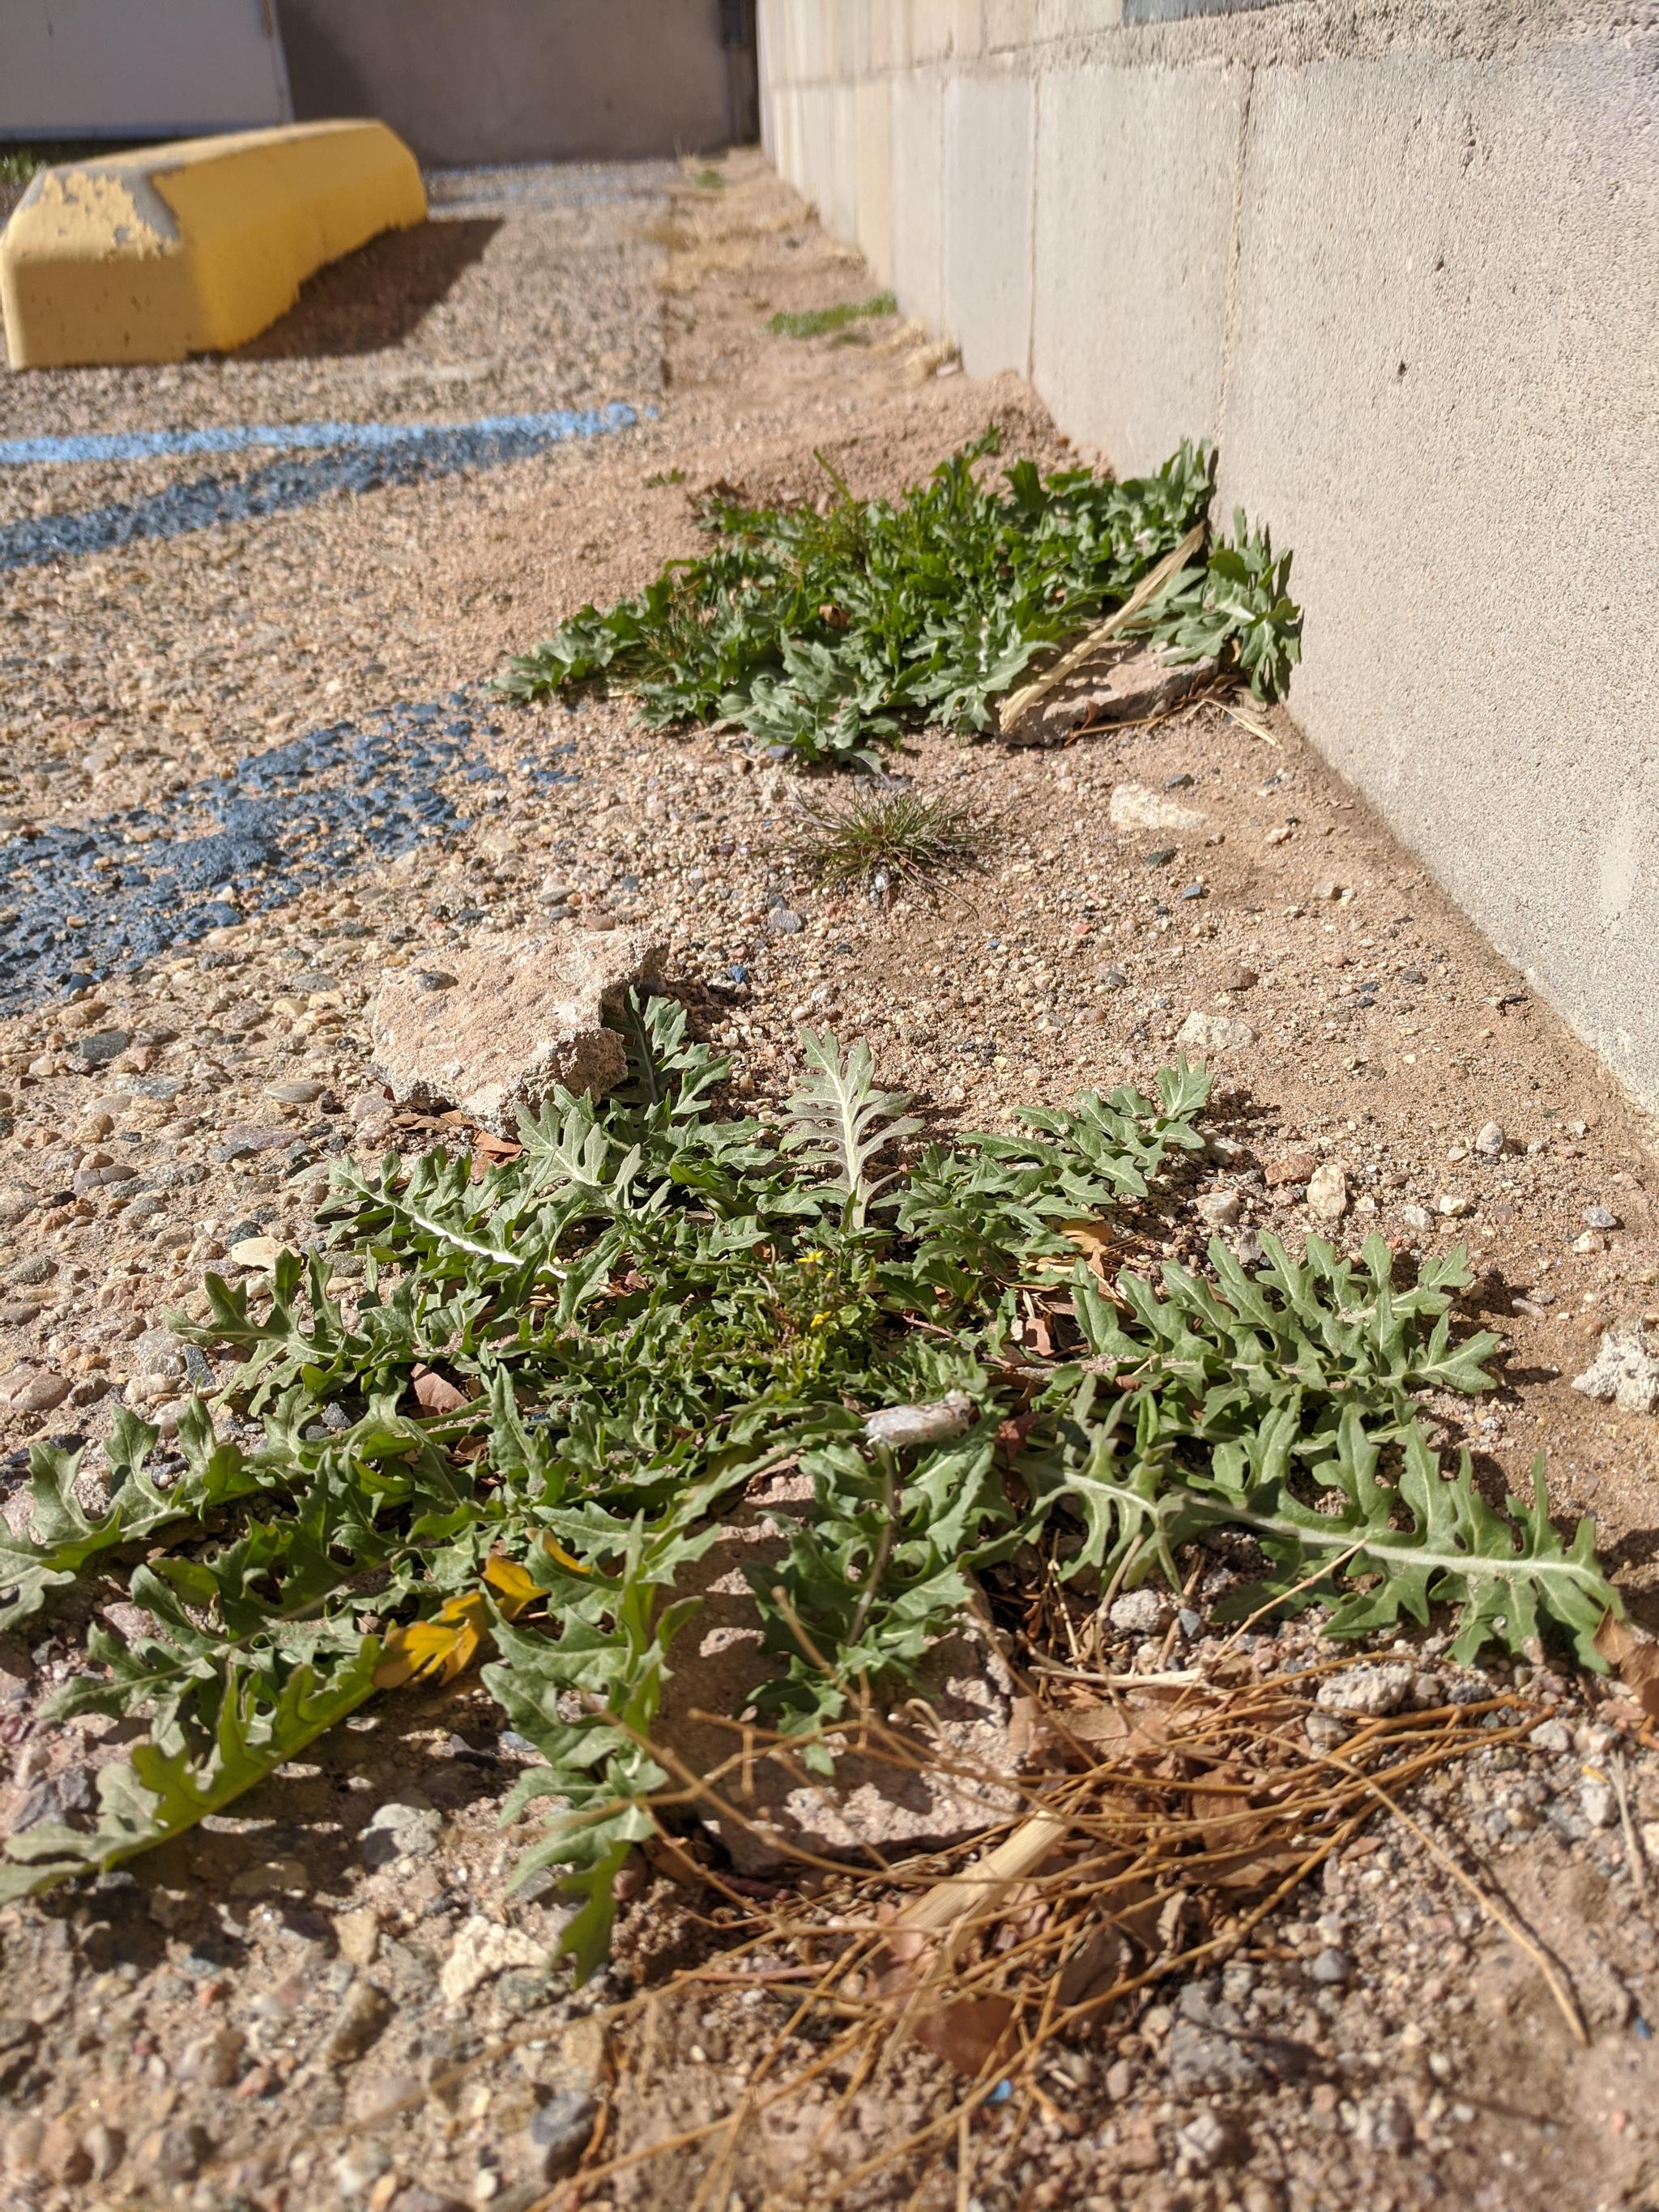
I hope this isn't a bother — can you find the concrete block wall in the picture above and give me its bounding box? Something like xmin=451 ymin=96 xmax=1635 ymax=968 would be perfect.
xmin=757 ymin=0 xmax=1659 ymax=1113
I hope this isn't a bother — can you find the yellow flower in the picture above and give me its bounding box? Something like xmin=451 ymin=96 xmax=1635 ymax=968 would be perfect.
xmin=373 ymin=1555 xmax=543 ymax=1690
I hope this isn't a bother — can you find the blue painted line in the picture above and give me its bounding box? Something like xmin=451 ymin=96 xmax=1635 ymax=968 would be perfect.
xmin=0 ymin=406 xmax=642 ymax=572
xmin=0 ymin=402 xmax=638 ymax=468
xmin=0 ymin=688 xmax=578 ymax=1013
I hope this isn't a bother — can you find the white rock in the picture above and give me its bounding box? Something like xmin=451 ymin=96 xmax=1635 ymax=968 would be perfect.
xmin=1307 ymin=1163 xmax=1349 ymax=1222
xmin=439 ymin=1913 xmax=548 ymax=2005
xmin=1572 ymin=1319 xmax=1659 ymax=1415
xmin=1108 ymin=1588 xmax=1167 ymax=1634
xmin=862 ymin=1391 xmax=974 ymax=1449
xmin=1474 ymin=1121 xmax=1504 ymax=1157
xmin=1580 ymin=1778 xmax=1617 ymax=1831
xmin=359 ymin=1800 xmax=442 ymax=1867
xmin=1316 ymin=1664 xmax=1412 ymax=1717
xmin=1108 ymin=782 xmax=1207 ymax=834
xmin=333 ymin=2142 xmax=392 ymax=2195
xmin=1196 ymin=1189 xmax=1243 ymax=1228
xmin=1173 ymin=2110 xmax=1231 ymax=2172
xmin=1175 ymin=1012 xmax=1256 ymax=1055
xmin=227 ymin=1235 xmax=287 ymax=1270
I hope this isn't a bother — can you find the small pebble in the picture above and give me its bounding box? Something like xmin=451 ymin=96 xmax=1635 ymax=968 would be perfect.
xmin=75 ymin=1029 xmax=131 ymax=1065
xmin=526 ymin=2089 xmax=598 ymax=2181
xmin=1580 ymin=1778 xmax=1617 ymax=1830
xmin=1108 ymin=1588 xmax=1166 ymax=1634
xmin=1307 ymin=1162 xmax=1348 ymax=1222
xmin=1196 ymin=1188 xmax=1243 ymax=1228
xmin=322 ymin=1979 xmax=391 ymax=2066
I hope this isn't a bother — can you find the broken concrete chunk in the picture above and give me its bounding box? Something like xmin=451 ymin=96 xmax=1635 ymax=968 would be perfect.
xmin=654 ymin=1475 xmax=1019 ymax=1873
xmin=1024 ymin=647 xmax=1216 ymax=744
xmin=1572 ymin=1319 xmax=1659 ymax=1417
xmin=1108 ymin=781 xmax=1208 ymax=835
xmin=1007 ymin=644 xmax=1217 ymax=746
xmin=370 ymin=927 xmax=663 ymax=1136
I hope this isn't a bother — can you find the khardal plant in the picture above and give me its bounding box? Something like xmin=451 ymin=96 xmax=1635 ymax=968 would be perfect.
xmin=0 ymin=1004 xmax=1612 ymax=1975
xmin=498 ymin=432 xmax=1302 ymax=769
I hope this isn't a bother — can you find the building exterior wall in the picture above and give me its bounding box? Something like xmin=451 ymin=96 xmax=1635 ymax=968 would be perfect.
xmin=0 ymin=0 xmax=292 ymax=139
xmin=757 ymin=0 xmax=1659 ymax=1113
xmin=275 ymin=0 xmax=750 ymax=166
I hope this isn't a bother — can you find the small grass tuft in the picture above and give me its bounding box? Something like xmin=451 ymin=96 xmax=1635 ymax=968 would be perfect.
xmin=791 ymin=781 xmax=989 ymax=899
xmin=768 ymin=291 xmax=898 ymax=339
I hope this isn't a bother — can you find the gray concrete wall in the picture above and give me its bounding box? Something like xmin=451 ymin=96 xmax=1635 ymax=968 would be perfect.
xmin=276 ymin=0 xmax=748 ymax=166
xmin=1 ymin=0 xmax=292 ymax=138
xmin=756 ymin=0 xmax=1659 ymax=1113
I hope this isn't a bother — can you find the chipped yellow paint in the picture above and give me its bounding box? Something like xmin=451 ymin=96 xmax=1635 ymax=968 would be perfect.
xmin=0 ymin=121 xmax=426 ymax=370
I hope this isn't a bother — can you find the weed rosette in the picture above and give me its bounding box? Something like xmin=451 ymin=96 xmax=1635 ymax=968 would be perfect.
xmin=0 ymin=997 xmax=1614 ymax=1979
xmin=497 ymin=429 xmax=1301 ymax=769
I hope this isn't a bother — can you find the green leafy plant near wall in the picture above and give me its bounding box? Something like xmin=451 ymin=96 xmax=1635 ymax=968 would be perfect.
xmin=499 ymin=430 xmax=1302 ymax=768
xmin=766 ymin=289 xmax=897 ymax=338
xmin=0 ymin=1005 xmax=1613 ymax=1973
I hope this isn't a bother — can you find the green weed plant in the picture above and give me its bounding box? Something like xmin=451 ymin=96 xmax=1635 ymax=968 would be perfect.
xmin=499 ymin=433 xmax=1299 ymax=768
xmin=0 ymin=1008 xmax=1611 ymax=1975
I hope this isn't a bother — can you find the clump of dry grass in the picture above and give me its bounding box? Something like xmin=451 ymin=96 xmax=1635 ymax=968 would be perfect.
xmin=789 ymin=781 xmax=990 ymax=901
xmin=532 ymin=1656 xmax=1565 ymax=2206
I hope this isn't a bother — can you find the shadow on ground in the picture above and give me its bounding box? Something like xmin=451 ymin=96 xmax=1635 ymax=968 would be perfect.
xmin=237 ymin=219 xmax=503 ymax=360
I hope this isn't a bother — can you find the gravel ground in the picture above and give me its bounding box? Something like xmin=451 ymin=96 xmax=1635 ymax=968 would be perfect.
xmin=0 ymin=151 xmax=1656 ymax=2212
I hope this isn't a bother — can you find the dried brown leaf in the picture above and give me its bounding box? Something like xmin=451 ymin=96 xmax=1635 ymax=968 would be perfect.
xmin=1062 ymin=1685 xmax=1209 ymax=1756
xmin=411 ymin=1366 xmax=469 ymax=1414
xmin=1594 ymin=1612 xmax=1659 ymax=1721
xmin=912 ymin=1994 xmax=1015 ymax=2075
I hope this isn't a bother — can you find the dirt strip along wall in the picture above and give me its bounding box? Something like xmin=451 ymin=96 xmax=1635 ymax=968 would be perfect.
xmin=757 ymin=0 xmax=1659 ymax=1113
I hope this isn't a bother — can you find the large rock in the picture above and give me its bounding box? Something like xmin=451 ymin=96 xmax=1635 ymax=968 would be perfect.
xmin=369 ymin=927 xmax=663 ymax=1136
xmin=654 ymin=1472 xmax=1020 ymax=1873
